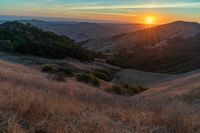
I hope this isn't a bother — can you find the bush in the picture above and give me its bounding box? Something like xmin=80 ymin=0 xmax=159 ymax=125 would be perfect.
xmin=58 ymin=67 xmax=73 ymax=76
xmin=42 ymin=64 xmax=73 ymax=76
xmin=106 ymin=84 xmax=148 ymax=96
xmin=106 ymin=85 xmax=125 ymax=95
xmin=41 ymin=64 xmax=59 ymax=73
xmin=92 ymin=71 xmax=110 ymax=81
xmin=95 ymin=69 xmax=112 ymax=75
xmin=76 ymin=73 xmax=100 ymax=86
xmin=92 ymin=69 xmax=112 ymax=81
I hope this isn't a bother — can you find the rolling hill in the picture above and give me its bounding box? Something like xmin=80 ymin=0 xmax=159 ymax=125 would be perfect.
xmin=84 ymin=21 xmax=200 ymax=52
xmin=0 ymin=55 xmax=198 ymax=132
xmin=84 ymin=21 xmax=200 ymax=74
xmin=112 ymin=69 xmax=174 ymax=87
xmin=19 ymin=19 xmax=146 ymax=42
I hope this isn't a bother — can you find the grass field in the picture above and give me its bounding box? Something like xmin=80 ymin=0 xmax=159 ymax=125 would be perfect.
xmin=0 ymin=60 xmax=198 ymax=132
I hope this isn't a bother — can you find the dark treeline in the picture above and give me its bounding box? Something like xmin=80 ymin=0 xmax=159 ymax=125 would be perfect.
xmin=0 ymin=21 xmax=95 ymax=61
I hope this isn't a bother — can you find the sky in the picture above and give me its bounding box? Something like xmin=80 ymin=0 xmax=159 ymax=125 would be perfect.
xmin=0 ymin=0 xmax=200 ymax=23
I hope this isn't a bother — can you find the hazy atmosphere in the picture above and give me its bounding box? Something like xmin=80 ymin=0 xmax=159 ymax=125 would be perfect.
xmin=0 ymin=0 xmax=200 ymax=23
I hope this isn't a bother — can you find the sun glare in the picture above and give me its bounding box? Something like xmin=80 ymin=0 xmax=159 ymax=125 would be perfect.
xmin=146 ymin=16 xmax=155 ymax=25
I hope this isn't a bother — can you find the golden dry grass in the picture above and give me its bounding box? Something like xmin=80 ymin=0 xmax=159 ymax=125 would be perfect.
xmin=0 ymin=60 xmax=198 ymax=133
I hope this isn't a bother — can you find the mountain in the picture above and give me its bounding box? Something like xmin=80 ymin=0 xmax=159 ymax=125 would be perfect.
xmin=84 ymin=21 xmax=200 ymax=52
xmin=19 ymin=19 xmax=146 ymax=42
xmin=83 ymin=21 xmax=200 ymax=74
xmin=0 ymin=21 xmax=95 ymax=61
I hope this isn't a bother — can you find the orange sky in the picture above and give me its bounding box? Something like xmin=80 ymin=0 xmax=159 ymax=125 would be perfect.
xmin=0 ymin=0 xmax=200 ymax=24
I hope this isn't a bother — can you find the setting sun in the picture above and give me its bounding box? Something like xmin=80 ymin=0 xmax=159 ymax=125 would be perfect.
xmin=146 ymin=16 xmax=155 ymax=25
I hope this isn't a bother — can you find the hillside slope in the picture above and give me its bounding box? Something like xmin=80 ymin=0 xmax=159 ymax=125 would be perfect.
xmin=143 ymin=69 xmax=200 ymax=101
xmin=84 ymin=21 xmax=200 ymax=74
xmin=139 ymin=69 xmax=200 ymax=121
xmin=135 ymin=69 xmax=200 ymax=132
xmin=112 ymin=69 xmax=174 ymax=87
xmin=84 ymin=21 xmax=200 ymax=52
xmin=0 ymin=59 xmax=198 ymax=132
xmin=0 ymin=21 xmax=95 ymax=61
xmin=20 ymin=19 xmax=146 ymax=42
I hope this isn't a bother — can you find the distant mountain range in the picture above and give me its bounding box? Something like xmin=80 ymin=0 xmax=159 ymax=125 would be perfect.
xmin=84 ymin=21 xmax=200 ymax=52
xmin=17 ymin=19 xmax=147 ymax=42
xmin=83 ymin=21 xmax=200 ymax=74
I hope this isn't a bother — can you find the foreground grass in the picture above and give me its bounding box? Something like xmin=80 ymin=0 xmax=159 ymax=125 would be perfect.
xmin=0 ymin=60 xmax=197 ymax=133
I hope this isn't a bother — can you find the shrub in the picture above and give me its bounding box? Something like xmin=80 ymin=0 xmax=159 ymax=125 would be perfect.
xmin=106 ymin=85 xmax=125 ymax=95
xmin=58 ymin=67 xmax=73 ymax=76
xmin=76 ymin=73 xmax=100 ymax=86
xmin=41 ymin=64 xmax=59 ymax=73
xmin=92 ymin=69 xmax=112 ymax=81
xmin=92 ymin=71 xmax=110 ymax=81
xmin=106 ymin=84 xmax=148 ymax=96
xmin=95 ymin=69 xmax=112 ymax=75
xmin=42 ymin=64 xmax=74 ymax=76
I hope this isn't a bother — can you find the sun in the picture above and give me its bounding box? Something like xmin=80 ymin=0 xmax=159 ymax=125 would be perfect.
xmin=145 ymin=16 xmax=155 ymax=25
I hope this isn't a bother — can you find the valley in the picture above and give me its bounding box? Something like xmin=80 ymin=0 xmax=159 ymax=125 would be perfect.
xmin=0 ymin=20 xmax=199 ymax=132
xmin=84 ymin=21 xmax=200 ymax=74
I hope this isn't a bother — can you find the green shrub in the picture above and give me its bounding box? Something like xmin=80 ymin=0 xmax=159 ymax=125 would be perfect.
xmin=92 ymin=71 xmax=110 ymax=81
xmin=58 ymin=68 xmax=73 ymax=76
xmin=92 ymin=69 xmax=112 ymax=81
xmin=106 ymin=85 xmax=125 ymax=95
xmin=41 ymin=64 xmax=59 ymax=73
xmin=106 ymin=84 xmax=148 ymax=96
xmin=95 ymin=69 xmax=112 ymax=75
xmin=42 ymin=64 xmax=74 ymax=77
xmin=76 ymin=73 xmax=100 ymax=86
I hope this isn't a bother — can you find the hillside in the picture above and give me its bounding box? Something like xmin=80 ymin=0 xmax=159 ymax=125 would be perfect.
xmin=0 ymin=21 xmax=95 ymax=61
xmin=139 ymin=69 xmax=200 ymax=115
xmin=0 ymin=58 xmax=198 ymax=132
xmin=84 ymin=21 xmax=200 ymax=52
xmin=20 ymin=19 xmax=147 ymax=42
xmin=143 ymin=69 xmax=200 ymax=101
xmin=112 ymin=69 xmax=174 ymax=87
xmin=84 ymin=21 xmax=200 ymax=74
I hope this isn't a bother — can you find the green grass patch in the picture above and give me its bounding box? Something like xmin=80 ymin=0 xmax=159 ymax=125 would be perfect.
xmin=91 ymin=69 xmax=112 ymax=81
xmin=41 ymin=64 xmax=73 ymax=76
xmin=41 ymin=64 xmax=59 ymax=73
xmin=76 ymin=73 xmax=100 ymax=87
xmin=106 ymin=84 xmax=148 ymax=96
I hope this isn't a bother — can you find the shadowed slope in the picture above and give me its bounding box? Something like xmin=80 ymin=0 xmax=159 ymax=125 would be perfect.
xmin=0 ymin=21 xmax=95 ymax=61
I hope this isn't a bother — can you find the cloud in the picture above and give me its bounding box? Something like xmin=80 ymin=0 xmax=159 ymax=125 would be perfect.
xmin=62 ymin=2 xmax=200 ymax=10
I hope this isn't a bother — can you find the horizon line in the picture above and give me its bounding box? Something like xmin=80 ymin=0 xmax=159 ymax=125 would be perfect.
xmin=0 ymin=15 xmax=200 ymax=25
